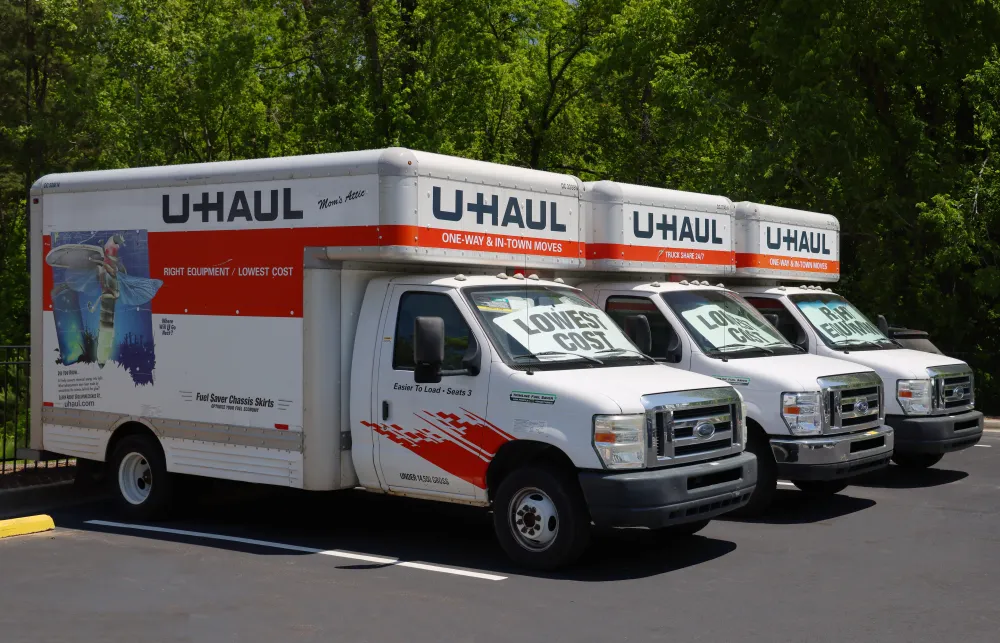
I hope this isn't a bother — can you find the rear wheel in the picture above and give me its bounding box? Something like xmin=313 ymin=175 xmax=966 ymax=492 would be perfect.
xmin=791 ymin=480 xmax=849 ymax=495
xmin=110 ymin=434 xmax=174 ymax=520
xmin=729 ymin=426 xmax=775 ymax=517
xmin=891 ymin=452 xmax=944 ymax=469
xmin=492 ymin=466 xmax=591 ymax=570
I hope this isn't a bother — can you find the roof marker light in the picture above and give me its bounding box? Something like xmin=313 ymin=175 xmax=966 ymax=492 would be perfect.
xmin=680 ymin=280 xmax=690 ymax=286
xmin=496 ymin=273 xmax=508 ymax=279
xmin=528 ymin=274 xmax=539 ymax=281
xmin=554 ymin=278 xmax=565 ymax=284
xmin=513 ymin=273 xmax=525 ymax=280
xmin=455 ymin=274 xmax=467 ymax=281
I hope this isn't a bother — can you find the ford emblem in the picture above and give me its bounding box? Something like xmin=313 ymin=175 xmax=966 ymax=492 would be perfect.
xmin=954 ymin=387 xmax=965 ymax=398
xmin=853 ymin=399 xmax=870 ymax=414
xmin=694 ymin=422 xmax=716 ymax=439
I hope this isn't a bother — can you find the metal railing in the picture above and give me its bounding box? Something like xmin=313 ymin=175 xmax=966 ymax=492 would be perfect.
xmin=1 ymin=346 xmax=72 ymax=474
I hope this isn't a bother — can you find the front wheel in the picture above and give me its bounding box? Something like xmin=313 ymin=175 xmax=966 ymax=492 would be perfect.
xmin=791 ymin=480 xmax=849 ymax=495
xmin=110 ymin=434 xmax=174 ymax=520
xmin=492 ymin=466 xmax=591 ymax=570
xmin=891 ymin=452 xmax=944 ymax=469
xmin=728 ymin=428 xmax=775 ymax=517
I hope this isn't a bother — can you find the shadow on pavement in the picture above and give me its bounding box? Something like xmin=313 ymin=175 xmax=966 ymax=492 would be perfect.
xmin=853 ymin=465 xmax=968 ymax=489
xmin=718 ymin=489 xmax=875 ymax=525
xmin=56 ymin=479 xmax=737 ymax=582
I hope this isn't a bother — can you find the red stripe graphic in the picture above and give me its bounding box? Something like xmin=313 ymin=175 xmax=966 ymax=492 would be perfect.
xmin=735 ymin=252 xmax=839 ymax=275
xmin=42 ymin=226 xmax=584 ymax=318
xmin=363 ymin=409 xmax=515 ymax=489
xmin=589 ymin=243 xmax=734 ymax=267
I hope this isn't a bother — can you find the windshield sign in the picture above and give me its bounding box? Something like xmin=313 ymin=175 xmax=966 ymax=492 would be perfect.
xmin=467 ymin=287 xmax=640 ymax=366
xmin=663 ymin=290 xmax=793 ymax=355
xmin=793 ymin=296 xmax=889 ymax=347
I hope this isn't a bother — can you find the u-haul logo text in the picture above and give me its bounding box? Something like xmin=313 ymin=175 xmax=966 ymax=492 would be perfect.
xmin=765 ymin=225 xmax=831 ymax=255
xmin=431 ymin=186 xmax=566 ymax=232
xmin=162 ymin=188 xmax=303 ymax=224
xmin=632 ymin=211 xmax=725 ymax=245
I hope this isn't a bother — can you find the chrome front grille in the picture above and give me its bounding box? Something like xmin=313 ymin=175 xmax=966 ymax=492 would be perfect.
xmin=817 ymin=373 xmax=883 ymax=434
xmin=642 ymin=387 xmax=743 ymax=467
xmin=929 ymin=365 xmax=975 ymax=413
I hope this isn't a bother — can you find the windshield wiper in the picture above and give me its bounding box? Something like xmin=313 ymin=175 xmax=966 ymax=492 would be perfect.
xmin=595 ymin=348 xmax=656 ymax=364
xmin=710 ymin=344 xmax=775 ymax=356
xmin=835 ymin=339 xmax=883 ymax=350
xmin=511 ymin=351 xmax=604 ymax=365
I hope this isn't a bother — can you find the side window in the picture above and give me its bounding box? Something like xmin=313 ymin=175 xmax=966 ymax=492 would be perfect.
xmin=393 ymin=292 xmax=471 ymax=370
xmin=605 ymin=296 xmax=679 ymax=360
xmin=744 ymin=297 xmax=805 ymax=347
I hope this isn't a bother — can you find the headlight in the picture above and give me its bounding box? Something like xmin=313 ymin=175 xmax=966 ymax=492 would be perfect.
xmin=593 ymin=414 xmax=646 ymax=469
xmin=781 ymin=392 xmax=823 ymax=436
xmin=897 ymin=379 xmax=932 ymax=415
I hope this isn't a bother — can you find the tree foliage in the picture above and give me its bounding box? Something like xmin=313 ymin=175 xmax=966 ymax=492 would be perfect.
xmin=1 ymin=0 xmax=998 ymax=409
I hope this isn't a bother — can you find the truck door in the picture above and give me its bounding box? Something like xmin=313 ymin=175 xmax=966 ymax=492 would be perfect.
xmin=372 ymin=286 xmax=491 ymax=500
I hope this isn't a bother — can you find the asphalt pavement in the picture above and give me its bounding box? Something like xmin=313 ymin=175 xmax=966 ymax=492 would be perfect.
xmin=1 ymin=432 xmax=998 ymax=643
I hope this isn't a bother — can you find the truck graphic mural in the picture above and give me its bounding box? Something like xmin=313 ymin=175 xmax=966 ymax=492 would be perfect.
xmin=46 ymin=230 xmax=162 ymax=384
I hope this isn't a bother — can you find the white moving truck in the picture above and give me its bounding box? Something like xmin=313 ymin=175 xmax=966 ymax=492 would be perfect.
xmin=25 ymin=148 xmax=756 ymax=569
xmin=730 ymin=202 xmax=984 ymax=469
xmin=573 ymin=182 xmax=892 ymax=515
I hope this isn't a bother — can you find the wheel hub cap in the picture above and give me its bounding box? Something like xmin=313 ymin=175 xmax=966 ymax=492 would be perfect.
xmin=509 ymin=488 xmax=559 ymax=552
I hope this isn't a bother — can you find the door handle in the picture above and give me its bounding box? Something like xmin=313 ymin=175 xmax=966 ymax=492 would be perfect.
xmin=382 ymin=400 xmax=390 ymax=421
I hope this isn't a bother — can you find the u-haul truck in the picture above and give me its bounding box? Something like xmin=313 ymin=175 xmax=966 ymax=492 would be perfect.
xmin=25 ymin=148 xmax=756 ymax=569
xmin=573 ymin=181 xmax=893 ymax=515
xmin=730 ymin=202 xmax=984 ymax=469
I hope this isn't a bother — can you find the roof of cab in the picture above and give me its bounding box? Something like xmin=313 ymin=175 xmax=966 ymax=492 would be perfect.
xmin=389 ymin=274 xmax=577 ymax=290
xmin=735 ymin=284 xmax=839 ymax=296
xmin=31 ymin=147 xmax=583 ymax=195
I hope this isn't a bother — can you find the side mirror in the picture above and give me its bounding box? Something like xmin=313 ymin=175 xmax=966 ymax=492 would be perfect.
xmin=763 ymin=313 xmax=780 ymax=328
xmin=462 ymin=336 xmax=482 ymax=376
xmin=665 ymin=327 xmax=683 ymax=364
xmin=623 ymin=315 xmax=652 ymax=355
xmin=877 ymin=314 xmax=890 ymax=335
xmin=413 ymin=316 xmax=444 ymax=384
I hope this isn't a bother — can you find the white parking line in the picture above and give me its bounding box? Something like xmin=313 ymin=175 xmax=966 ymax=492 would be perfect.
xmin=974 ymin=444 xmax=991 ymax=448
xmin=777 ymin=481 xmax=796 ymax=487
xmin=84 ymin=520 xmax=506 ymax=581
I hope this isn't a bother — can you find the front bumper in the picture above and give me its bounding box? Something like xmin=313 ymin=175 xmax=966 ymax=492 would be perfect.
xmin=578 ymin=451 xmax=757 ymax=529
xmin=770 ymin=425 xmax=894 ymax=481
xmin=885 ymin=410 xmax=983 ymax=454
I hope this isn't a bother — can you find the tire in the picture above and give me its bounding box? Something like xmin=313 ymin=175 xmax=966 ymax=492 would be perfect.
xmin=728 ymin=426 xmax=776 ymax=517
xmin=492 ymin=466 xmax=591 ymax=570
xmin=891 ymin=452 xmax=944 ymax=469
xmin=110 ymin=434 xmax=174 ymax=520
xmin=652 ymin=519 xmax=710 ymax=541
xmin=791 ymin=480 xmax=849 ymax=495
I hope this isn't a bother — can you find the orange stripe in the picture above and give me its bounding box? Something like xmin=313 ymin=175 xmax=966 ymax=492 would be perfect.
xmin=42 ymin=226 xmax=583 ymax=318
xmin=735 ymin=252 xmax=839 ymax=274
xmin=589 ymin=243 xmax=734 ymax=266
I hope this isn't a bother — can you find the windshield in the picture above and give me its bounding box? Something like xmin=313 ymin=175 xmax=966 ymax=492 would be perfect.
xmin=789 ymin=293 xmax=895 ymax=350
xmin=465 ymin=286 xmax=646 ymax=369
xmin=661 ymin=289 xmax=799 ymax=358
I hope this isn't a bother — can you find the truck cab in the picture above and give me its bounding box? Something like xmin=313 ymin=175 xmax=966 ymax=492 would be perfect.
xmin=573 ymin=181 xmax=892 ymax=514
xmin=739 ymin=284 xmax=983 ymax=468
xmin=352 ymin=272 xmax=757 ymax=567
xmin=728 ymin=200 xmax=983 ymax=470
xmin=579 ymin=280 xmax=893 ymax=513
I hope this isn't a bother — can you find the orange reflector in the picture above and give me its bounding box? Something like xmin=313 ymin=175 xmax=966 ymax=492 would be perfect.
xmin=899 ymin=391 xmax=913 ymax=398
xmin=274 ymin=424 xmax=289 ymax=431
xmin=784 ymin=406 xmax=801 ymax=414
xmin=594 ymin=430 xmax=617 ymax=444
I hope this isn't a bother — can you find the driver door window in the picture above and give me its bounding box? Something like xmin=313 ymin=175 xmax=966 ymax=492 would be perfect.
xmin=605 ymin=296 xmax=681 ymax=361
xmin=393 ymin=292 xmax=470 ymax=370
xmin=744 ymin=296 xmax=808 ymax=349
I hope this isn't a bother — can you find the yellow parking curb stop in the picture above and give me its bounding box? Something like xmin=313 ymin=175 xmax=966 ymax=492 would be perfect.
xmin=0 ymin=515 xmax=55 ymax=539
